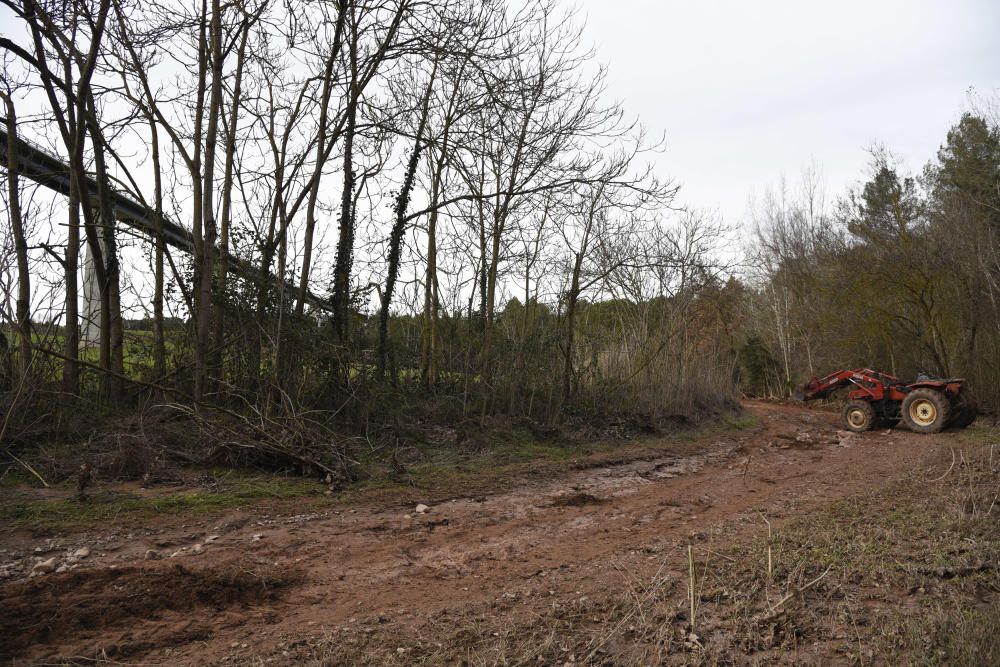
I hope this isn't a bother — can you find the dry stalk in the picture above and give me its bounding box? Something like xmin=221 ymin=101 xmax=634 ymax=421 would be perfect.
xmin=0 ymin=352 xmax=48 ymax=487
xmin=688 ymin=544 xmax=696 ymax=631
xmin=926 ymin=446 xmax=956 ymax=482
xmin=582 ymin=556 xmax=672 ymax=663
xmin=758 ymin=510 xmax=773 ymax=577
xmin=705 ymin=548 xmax=737 ymax=563
xmin=696 ymin=529 xmax=718 ymax=617
xmin=987 ymin=481 xmax=1000 ymax=516
xmin=610 ymin=559 xmax=650 ymax=627
xmin=959 ymin=449 xmax=978 ymax=518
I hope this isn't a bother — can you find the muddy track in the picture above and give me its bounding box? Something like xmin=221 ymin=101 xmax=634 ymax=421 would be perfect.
xmin=0 ymin=401 xmax=945 ymax=664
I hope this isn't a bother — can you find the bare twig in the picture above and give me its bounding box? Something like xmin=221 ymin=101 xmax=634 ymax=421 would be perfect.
xmin=6 ymin=450 xmax=49 ymax=487
xmin=926 ymin=446 xmax=956 ymax=482
xmin=756 ymin=565 xmax=833 ymax=623
xmin=705 ymin=547 xmax=738 ymax=563
xmin=987 ymin=481 xmax=1000 ymax=516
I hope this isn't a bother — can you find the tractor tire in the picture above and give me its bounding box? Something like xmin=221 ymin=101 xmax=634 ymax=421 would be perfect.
xmin=950 ymin=389 xmax=977 ymax=428
xmin=901 ymin=388 xmax=950 ymax=434
xmin=843 ymin=400 xmax=876 ymax=432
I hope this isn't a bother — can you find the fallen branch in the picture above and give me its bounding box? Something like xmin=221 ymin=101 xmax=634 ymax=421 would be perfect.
xmin=758 ymin=510 xmax=773 ymax=578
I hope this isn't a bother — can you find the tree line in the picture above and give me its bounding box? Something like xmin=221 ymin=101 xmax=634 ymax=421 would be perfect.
xmin=745 ymin=105 xmax=1000 ymax=415
xmin=3 ymin=0 xmax=995 ymax=458
xmin=0 ymin=0 xmax=738 ymax=444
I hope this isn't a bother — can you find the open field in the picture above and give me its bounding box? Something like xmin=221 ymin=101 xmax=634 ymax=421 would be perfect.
xmin=1 ymin=401 xmax=998 ymax=665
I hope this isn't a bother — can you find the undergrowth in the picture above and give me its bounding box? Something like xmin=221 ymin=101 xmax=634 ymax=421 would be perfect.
xmin=0 ymin=409 xmax=756 ymax=532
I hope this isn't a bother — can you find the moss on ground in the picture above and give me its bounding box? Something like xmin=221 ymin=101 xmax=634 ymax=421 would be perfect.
xmin=339 ymin=408 xmax=757 ymax=503
xmin=0 ymin=474 xmax=321 ymax=531
xmin=1 ymin=409 xmax=755 ymax=532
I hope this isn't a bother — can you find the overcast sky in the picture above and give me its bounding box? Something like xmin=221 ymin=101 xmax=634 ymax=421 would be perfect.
xmin=575 ymin=0 xmax=999 ymax=226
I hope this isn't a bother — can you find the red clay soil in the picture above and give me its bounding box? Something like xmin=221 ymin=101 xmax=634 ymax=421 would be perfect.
xmin=0 ymin=401 xmax=952 ymax=664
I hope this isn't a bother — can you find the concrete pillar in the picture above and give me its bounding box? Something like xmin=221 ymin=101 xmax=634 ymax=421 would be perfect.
xmin=81 ymin=211 xmax=108 ymax=349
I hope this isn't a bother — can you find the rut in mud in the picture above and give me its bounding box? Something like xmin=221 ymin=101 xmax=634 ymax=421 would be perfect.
xmin=0 ymin=562 xmax=300 ymax=659
xmin=0 ymin=401 xmax=986 ymax=664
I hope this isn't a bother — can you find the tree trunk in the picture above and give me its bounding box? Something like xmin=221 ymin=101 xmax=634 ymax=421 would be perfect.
xmin=189 ymin=0 xmax=208 ymax=400
xmin=22 ymin=0 xmax=110 ymax=394
xmin=253 ymin=99 xmax=286 ymax=397
xmin=64 ymin=185 xmax=80 ymax=395
xmin=296 ymin=4 xmax=347 ymax=318
xmin=214 ymin=12 xmax=250 ymax=385
xmin=1 ymin=94 xmax=32 ymax=375
xmin=561 ymin=251 xmax=583 ymax=409
xmin=86 ymin=94 xmax=124 ymax=401
xmin=194 ymin=0 xmax=224 ymax=401
xmin=148 ymin=114 xmax=166 ymax=380
xmin=331 ymin=8 xmax=359 ymax=341
xmin=420 ymin=172 xmax=441 ymax=386
xmin=378 ymin=61 xmax=436 ymax=377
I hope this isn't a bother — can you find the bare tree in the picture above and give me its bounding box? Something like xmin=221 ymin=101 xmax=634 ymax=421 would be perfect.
xmin=1 ymin=88 xmax=32 ymax=375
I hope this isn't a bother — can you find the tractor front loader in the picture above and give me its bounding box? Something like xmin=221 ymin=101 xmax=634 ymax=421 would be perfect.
xmin=797 ymin=368 xmax=976 ymax=434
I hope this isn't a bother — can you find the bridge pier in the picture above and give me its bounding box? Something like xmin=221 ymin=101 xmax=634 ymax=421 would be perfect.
xmin=80 ymin=209 xmax=118 ymax=351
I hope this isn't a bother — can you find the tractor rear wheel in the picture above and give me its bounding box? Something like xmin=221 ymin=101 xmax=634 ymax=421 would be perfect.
xmin=901 ymin=388 xmax=950 ymax=434
xmin=843 ymin=400 xmax=875 ymax=432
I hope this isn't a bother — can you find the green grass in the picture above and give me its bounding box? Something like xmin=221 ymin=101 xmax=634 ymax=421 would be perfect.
xmin=0 ymin=474 xmax=321 ymax=531
xmin=1 ymin=407 xmax=757 ymax=532
xmin=891 ymin=603 xmax=1000 ymax=666
xmin=15 ymin=329 xmax=189 ymax=384
xmin=340 ymin=408 xmax=758 ymax=503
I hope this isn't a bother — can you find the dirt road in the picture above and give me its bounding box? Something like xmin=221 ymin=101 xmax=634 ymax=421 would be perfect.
xmin=0 ymin=401 xmax=958 ymax=664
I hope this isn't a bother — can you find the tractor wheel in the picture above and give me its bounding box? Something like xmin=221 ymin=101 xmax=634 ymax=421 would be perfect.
xmin=843 ymin=400 xmax=876 ymax=432
xmin=901 ymin=388 xmax=950 ymax=434
xmin=950 ymin=389 xmax=977 ymax=428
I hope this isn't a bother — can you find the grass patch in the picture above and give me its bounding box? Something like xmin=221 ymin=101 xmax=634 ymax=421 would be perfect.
xmin=0 ymin=474 xmax=321 ymax=532
xmin=889 ymin=602 xmax=1000 ymax=666
xmin=339 ymin=408 xmax=757 ymax=504
xmin=1 ymin=407 xmax=756 ymax=532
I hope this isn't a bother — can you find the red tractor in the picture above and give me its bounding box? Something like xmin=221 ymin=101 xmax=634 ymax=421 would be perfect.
xmin=797 ymin=368 xmax=976 ymax=433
